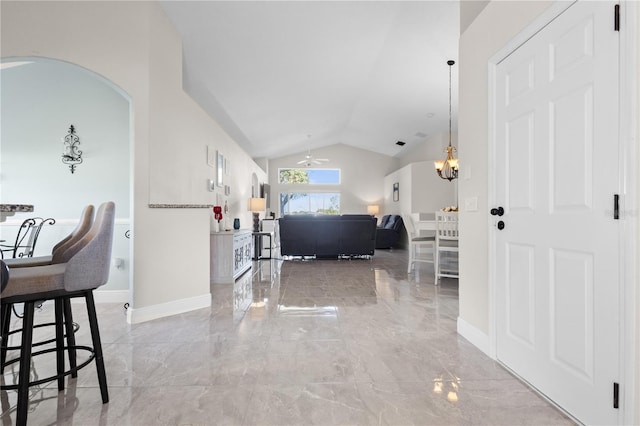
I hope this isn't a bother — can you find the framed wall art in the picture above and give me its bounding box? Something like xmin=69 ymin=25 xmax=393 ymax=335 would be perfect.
xmin=207 ymin=145 xmax=216 ymax=167
xmin=393 ymin=182 xmax=399 ymax=202
xmin=217 ymin=151 xmax=224 ymax=187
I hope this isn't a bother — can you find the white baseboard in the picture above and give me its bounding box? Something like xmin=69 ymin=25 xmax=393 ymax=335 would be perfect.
xmin=457 ymin=316 xmax=492 ymax=358
xmin=93 ymin=289 xmax=130 ymax=304
xmin=126 ymin=293 xmax=211 ymax=324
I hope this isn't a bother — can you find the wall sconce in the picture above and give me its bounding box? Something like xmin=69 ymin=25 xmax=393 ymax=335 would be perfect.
xmin=367 ymin=205 xmax=379 ymax=216
xmin=248 ymin=197 xmax=266 ymax=233
xmin=61 ymin=124 xmax=83 ymax=174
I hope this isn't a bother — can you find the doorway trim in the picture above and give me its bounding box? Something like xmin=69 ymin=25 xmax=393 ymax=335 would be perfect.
xmin=486 ymin=1 xmax=638 ymax=423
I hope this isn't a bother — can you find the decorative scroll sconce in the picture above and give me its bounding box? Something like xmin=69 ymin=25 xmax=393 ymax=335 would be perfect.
xmin=61 ymin=124 xmax=83 ymax=174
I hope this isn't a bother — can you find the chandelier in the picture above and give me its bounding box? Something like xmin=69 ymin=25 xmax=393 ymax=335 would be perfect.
xmin=434 ymin=60 xmax=458 ymax=181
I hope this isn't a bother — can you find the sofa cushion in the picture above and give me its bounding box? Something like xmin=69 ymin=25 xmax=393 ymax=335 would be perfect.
xmin=375 ymin=215 xmax=403 ymax=249
xmin=384 ymin=215 xmax=399 ymax=229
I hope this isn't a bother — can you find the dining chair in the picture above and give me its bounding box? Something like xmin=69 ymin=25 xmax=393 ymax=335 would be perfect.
xmin=4 ymin=205 xmax=94 ymax=268
xmin=0 ymin=201 xmax=115 ymax=425
xmin=0 ymin=217 xmax=55 ymax=259
xmin=403 ymin=214 xmax=435 ymax=273
xmin=434 ymin=211 xmax=459 ymax=283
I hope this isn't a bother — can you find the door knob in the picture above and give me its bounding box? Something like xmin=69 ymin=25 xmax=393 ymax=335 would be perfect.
xmin=497 ymin=220 xmax=505 ymax=230
xmin=490 ymin=207 xmax=504 ymax=216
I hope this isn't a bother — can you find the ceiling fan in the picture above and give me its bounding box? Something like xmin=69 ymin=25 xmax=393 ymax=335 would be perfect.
xmin=297 ymin=149 xmax=329 ymax=167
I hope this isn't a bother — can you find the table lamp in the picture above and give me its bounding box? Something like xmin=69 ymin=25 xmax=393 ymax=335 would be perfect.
xmin=248 ymin=197 xmax=266 ymax=232
xmin=367 ymin=205 xmax=379 ymax=216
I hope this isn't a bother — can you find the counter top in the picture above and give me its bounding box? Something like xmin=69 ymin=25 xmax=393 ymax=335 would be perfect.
xmin=0 ymin=204 xmax=34 ymax=213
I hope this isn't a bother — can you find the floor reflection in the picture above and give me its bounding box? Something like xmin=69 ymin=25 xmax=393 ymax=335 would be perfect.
xmin=1 ymin=249 xmax=574 ymax=425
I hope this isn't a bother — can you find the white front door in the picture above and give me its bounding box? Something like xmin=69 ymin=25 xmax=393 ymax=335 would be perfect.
xmin=493 ymin=1 xmax=620 ymax=424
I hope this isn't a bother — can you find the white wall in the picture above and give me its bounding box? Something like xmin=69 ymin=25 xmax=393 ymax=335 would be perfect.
xmin=0 ymin=58 xmax=130 ymax=292
xmin=383 ymin=164 xmax=412 ymax=216
xmin=268 ymin=143 xmax=398 ymax=217
xmin=457 ymin=0 xmax=553 ymax=338
xmin=383 ymin=162 xmax=456 ymax=215
xmin=1 ymin=1 xmax=266 ymax=322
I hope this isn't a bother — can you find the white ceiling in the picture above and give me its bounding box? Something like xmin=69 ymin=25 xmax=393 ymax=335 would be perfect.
xmin=160 ymin=1 xmax=460 ymax=160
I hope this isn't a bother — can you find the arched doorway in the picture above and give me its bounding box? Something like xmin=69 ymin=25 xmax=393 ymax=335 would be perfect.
xmin=0 ymin=57 xmax=133 ymax=301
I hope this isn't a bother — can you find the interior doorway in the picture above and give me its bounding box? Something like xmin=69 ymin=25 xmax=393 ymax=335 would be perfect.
xmin=0 ymin=57 xmax=133 ymax=302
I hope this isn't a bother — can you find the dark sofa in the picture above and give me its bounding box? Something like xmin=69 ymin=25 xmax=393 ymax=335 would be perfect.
xmin=375 ymin=214 xmax=404 ymax=249
xmin=278 ymin=214 xmax=377 ymax=258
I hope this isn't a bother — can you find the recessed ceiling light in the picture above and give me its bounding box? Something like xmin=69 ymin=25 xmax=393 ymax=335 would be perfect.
xmin=396 ymin=141 xmax=406 ymax=146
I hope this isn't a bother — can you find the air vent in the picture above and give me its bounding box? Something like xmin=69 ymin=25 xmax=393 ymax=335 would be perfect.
xmin=396 ymin=141 xmax=406 ymax=146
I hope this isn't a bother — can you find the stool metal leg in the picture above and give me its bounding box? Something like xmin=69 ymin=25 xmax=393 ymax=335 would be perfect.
xmin=54 ymin=298 xmax=65 ymax=391
xmin=0 ymin=303 xmax=10 ymax=373
xmin=16 ymin=301 xmax=35 ymax=426
xmin=84 ymin=291 xmax=108 ymax=403
xmin=63 ymin=298 xmax=78 ymax=378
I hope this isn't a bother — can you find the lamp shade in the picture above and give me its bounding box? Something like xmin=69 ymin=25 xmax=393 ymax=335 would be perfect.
xmin=367 ymin=205 xmax=379 ymax=216
xmin=248 ymin=197 xmax=266 ymax=212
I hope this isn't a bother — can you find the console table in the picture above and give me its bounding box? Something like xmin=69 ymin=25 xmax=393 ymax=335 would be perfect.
xmin=210 ymin=229 xmax=252 ymax=283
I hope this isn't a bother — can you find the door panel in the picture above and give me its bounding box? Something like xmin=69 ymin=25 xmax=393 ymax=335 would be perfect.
xmin=506 ymin=113 xmax=534 ymax=210
xmin=550 ymin=248 xmax=593 ymax=381
xmin=506 ymin=242 xmax=535 ymax=346
xmin=550 ymin=86 xmax=593 ymax=210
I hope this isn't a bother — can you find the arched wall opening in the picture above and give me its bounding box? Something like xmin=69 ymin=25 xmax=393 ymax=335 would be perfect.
xmin=0 ymin=56 xmax=133 ymax=301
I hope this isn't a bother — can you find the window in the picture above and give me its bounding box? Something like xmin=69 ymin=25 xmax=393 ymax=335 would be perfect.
xmin=279 ymin=168 xmax=340 ymax=185
xmin=280 ymin=192 xmax=340 ymax=215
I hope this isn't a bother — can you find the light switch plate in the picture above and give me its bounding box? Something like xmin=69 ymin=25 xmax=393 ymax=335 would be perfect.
xmin=465 ymin=197 xmax=478 ymax=212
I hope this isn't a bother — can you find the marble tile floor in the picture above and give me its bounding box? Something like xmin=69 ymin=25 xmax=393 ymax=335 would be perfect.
xmin=1 ymin=249 xmax=574 ymax=425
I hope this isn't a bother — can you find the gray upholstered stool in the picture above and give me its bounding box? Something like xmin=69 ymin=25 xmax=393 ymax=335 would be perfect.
xmin=1 ymin=205 xmax=95 ymax=381
xmin=0 ymin=202 xmax=114 ymax=426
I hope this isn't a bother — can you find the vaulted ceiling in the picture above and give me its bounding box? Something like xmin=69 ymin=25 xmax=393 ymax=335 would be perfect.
xmin=160 ymin=1 xmax=460 ymax=160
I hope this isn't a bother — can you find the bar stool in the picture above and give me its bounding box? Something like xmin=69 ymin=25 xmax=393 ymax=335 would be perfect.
xmin=0 ymin=201 xmax=114 ymax=426
xmin=1 ymin=205 xmax=95 ymax=380
xmin=0 ymin=260 xmax=7 ymax=293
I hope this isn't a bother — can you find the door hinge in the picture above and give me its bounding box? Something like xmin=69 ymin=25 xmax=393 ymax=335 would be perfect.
xmin=614 ymin=194 xmax=620 ymax=219
xmin=614 ymin=4 xmax=620 ymax=31
xmin=613 ymin=382 xmax=620 ymax=409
